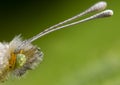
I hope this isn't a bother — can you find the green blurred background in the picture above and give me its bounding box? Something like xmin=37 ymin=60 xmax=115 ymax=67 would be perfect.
xmin=0 ymin=0 xmax=119 ymax=85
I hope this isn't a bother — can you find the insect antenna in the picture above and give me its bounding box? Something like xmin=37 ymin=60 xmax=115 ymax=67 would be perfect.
xmin=27 ymin=1 xmax=107 ymax=43
xmin=16 ymin=1 xmax=113 ymax=52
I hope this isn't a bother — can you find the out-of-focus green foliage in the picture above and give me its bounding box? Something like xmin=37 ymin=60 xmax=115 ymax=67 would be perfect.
xmin=0 ymin=0 xmax=119 ymax=85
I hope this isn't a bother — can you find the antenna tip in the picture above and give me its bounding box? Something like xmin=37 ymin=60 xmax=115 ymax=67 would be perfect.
xmin=91 ymin=1 xmax=107 ymax=11
xmin=104 ymin=10 xmax=114 ymax=17
xmin=90 ymin=9 xmax=113 ymax=19
xmin=98 ymin=1 xmax=107 ymax=7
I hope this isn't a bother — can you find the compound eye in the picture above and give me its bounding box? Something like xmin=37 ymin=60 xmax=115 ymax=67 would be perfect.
xmin=16 ymin=54 xmax=26 ymax=68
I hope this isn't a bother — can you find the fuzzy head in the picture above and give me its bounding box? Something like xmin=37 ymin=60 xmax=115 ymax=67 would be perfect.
xmin=0 ymin=35 xmax=43 ymax=82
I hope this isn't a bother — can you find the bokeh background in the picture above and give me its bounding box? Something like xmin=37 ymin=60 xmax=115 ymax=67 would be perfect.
xmin=0 ymin=0 xmax=119 ymax=85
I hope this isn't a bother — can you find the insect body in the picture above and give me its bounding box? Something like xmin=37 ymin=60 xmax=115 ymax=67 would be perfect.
xmin=0 ymin=1 xmax=113 ymax=82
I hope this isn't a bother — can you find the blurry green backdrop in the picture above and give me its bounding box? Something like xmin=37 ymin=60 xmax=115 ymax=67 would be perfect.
xmin=0 ymin=0 xmax=119 ymax=85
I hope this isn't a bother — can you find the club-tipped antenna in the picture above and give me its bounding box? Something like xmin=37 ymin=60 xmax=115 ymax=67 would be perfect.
xmin=15 ymin=1 xmax=113 ymax=52
xmin=27 ymin=1 xmax=108 ymax=43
